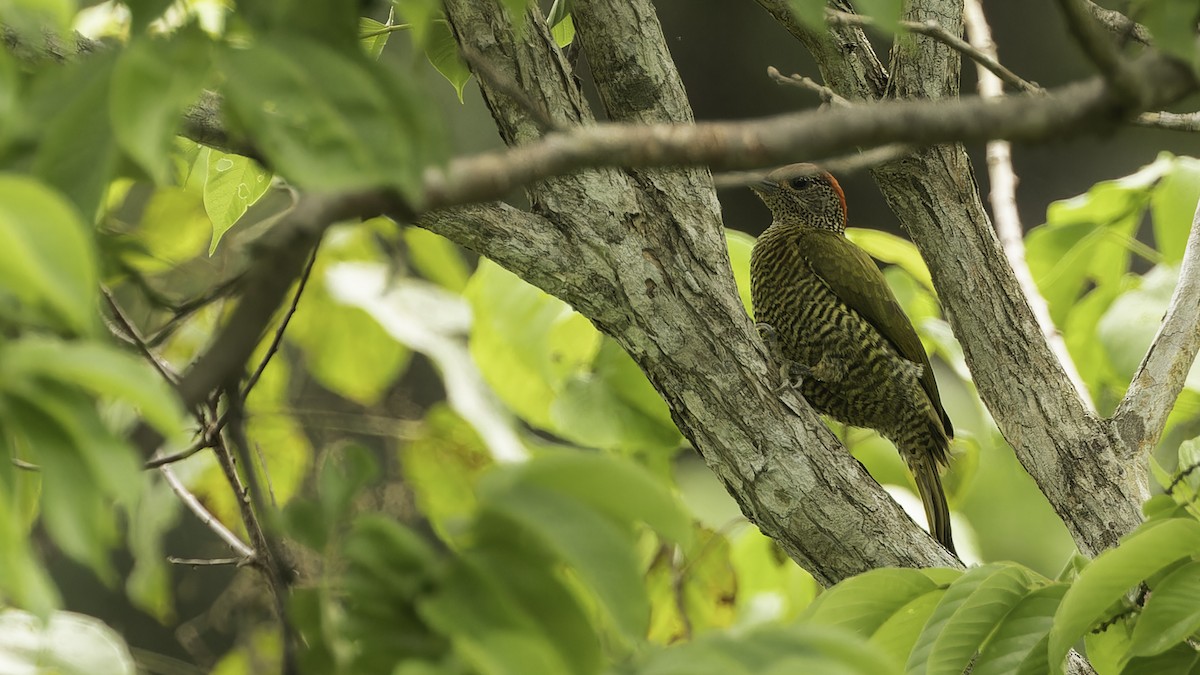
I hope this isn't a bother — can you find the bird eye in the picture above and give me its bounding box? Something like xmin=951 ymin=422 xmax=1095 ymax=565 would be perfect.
xmin=788 ymin=177 xmax=811 ymax=189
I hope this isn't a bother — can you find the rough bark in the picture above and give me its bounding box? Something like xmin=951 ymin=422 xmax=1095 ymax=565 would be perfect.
xmin=755 ymin=0 xmax=1148 ymax=556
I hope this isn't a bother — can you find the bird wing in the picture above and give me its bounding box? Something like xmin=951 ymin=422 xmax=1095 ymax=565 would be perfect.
xmin=798 ymin=228 xmax=953 ymax=438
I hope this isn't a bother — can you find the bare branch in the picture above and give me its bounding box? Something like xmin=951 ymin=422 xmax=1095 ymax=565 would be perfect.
xmin=767 ymin=66 xmax=852 ymax=106
xmin=1113 ymin=198 xmax=1200 ymax=458
xmin=419 ymin=51 xmax=1195 ymax=212
xmin=827 ymin=9 xmax=1042 ymax=94
xmin=1084 ymin=0 xmax=1152 ymax=46
xmin=964 ymin=0 xmax=1095 ymax=412
xmin=1054 ymin=0 xmax=1147 ymax=105
xmin=1134 ymin=111 xmax=1200 ymax=132
xmin=159 ymin=464 xmax=255 ymax=559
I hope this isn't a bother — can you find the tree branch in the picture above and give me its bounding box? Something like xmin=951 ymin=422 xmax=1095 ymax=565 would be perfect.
xmin=963 ymin=0 xmax=1095 ymax=412
xmin=827 ymin=8 xmax=1041 ymax=94
xmin=1112 ymin=198 xmax=1200 ymax=458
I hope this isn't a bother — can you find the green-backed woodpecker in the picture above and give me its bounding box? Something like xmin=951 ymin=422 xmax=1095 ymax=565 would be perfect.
xmin=749 ymin=163 xmax=955 ymax=553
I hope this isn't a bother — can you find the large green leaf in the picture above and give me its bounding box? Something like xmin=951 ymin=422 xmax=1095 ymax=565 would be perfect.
xmin=803 ymin=567 xmax=941 ymax=637
xmin=1150 ymin=155 xmax=1200 ymax=264
xmin=636 ymin=624 xmax=902 ymax=675
xmin=1134 ymin=0 xmax=1200 ymax=68
xmin=508 ymin=452 xmax=693 ymax=546
xmin=0 ymin=174 xmax=97 ymax=335
xmin=870 ymin=590 xmax=944 ymax=666
xmin=401 ymin=405 xmax=493 ymax=539
xmin=467 ymin=259 xmax=680 ymax=452
xmin=30 ymin=54 xmax=120 ymax=218
xmin=419 ymin=556 xmax=575 ymax=675
xmin=204 ymin=149 xmax=271 ymax=254
xmin=425 ymin=19 xmax=472 ymax=103
xmin=219 ymin=36 xmax=438 ymax=199
xmin=478 ymin=479 xmax=649 ymax=641
xmin=110 ymin=29 xmax=211 ymax=184
xmin=1129 ymin=560 xmax=1200 ymax=656
xmin=1027 ymin=157 xmax=1169 ymax=324
xmin=846 ymin=228 xmax=934 ymax=293
xmin=2 ymin=337 xmax=184 ymax=437
xmin=1049 ymin=519 xmax=1200 ymax=669
xmin=906 ymin=564 xmax=1038 ymax=675
xmin=973 ymin=583 xmax=1068 ymax=675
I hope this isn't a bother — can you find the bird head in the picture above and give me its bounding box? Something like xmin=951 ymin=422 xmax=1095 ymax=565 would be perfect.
xmin=751 ymin=163 xmax=847 ymax=233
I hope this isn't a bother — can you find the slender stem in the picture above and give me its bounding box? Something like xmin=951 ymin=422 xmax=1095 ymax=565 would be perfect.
xmin=159 ymin=464 xmax=255 ymax=559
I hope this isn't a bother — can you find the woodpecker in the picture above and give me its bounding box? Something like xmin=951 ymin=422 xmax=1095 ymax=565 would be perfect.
xmin=749 ymin=163 xmax=955 ymax=553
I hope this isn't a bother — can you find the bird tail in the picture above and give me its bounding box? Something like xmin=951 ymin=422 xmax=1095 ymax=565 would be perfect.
xmin=911 ymin=453 xmax=955 ymax=554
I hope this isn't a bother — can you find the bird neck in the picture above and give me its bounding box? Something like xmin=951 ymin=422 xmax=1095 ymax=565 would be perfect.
xmin=769 ymin=210 xmax=846 ymax=235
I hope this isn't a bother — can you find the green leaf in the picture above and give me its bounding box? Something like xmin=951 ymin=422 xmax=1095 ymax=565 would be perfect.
xmin=425 ymin=19 xmax=472 ymax=102
xmin=5 ymin=395 xmax=121 ymax=579
xmin=134 ymin=185 xmax=213 ymax=270
xmin=470 ymin=542 xmax=602 ymax=675
xmin=123 ymin=0 xmax=173 ymax=32
xmin=219 ymin=36 xmax=438 ymax=198
xmin=1129 ymin=560 xmax=1200 ymax=656
xmin=638 ymin=624 xmax=902 ymax=675
xmin=647 ymin=528 xmax=736 ymax=642
xmin=1085 ymin=618 xmax=1132 ymax=675
xmin=1121 ymin=643 xmax=1200 ymax=675
xmin=1049 ymin=518 xmax=1200 ymax=669
xmin=204 ymin=150 xmax=271 ymax=254
xmin=971 ymin=583 xmax=1068 ymax=675
xmin=286 ymin=226 xmax=411 ymax=405
xmin=479 ymin=479 xmax=650 ymax=641
xmin=0 ymin=174 xmax=97 ymax=335
xmin=30 ymin=54 xmax=120 ymax=219
xmin=125 ymin=474 xmax=180 ymax=622
xmin=847 ymin=228 xmax=934 ymax=293
xmin=1096 ymin=266 xmax=1179 ymax=385
xmin=466 ymin=259 xmax=601 ymax=428
xmin=786 ymin=0 xmax=826 ymax=31
xmin=870 ymin=590 xmax=944 ymax=667
xmin=1027 ymin=156 xmax=1170 ymax=324
xmin=405 ymin=227 xmax=470 ymax=292
xmin=906 ymin=564 xmax=1038 ymax=675
xmin=110 ymin=30 xmax=211 ymax=184
xmin=727 ymin=228 xmax=755 ymax=315
xmin=401 ymin=405 xmax=492 ymax=539
xmin=1150 ymin=155 xmax=1200 ymax=264
xmin=0 ymin=609 xmax=136 ymax=675
xmin=419 ymin=556 xmax=574 ymax=675
xmin=803 ymin=567 xmax=941 ymax=637
xmin=549 ymin=3 xmax=575 ymax=49
xmin=0 ymin=445 xmax=60 ymax=615
xmin=509 ymin=452 xmax=693 ymax=546
xmin=359 ymin=17 xmax=394 ymax=59
xmin=2 ymin=337 xmax=184 ymax=437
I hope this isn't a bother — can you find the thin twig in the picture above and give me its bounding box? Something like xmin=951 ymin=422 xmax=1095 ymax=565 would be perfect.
xmin=964 ymin=0 xmax=1095 ymax=412
xmin=103 ymin=287 xmax=181 ymax=385
xmin=767 ymin=66 xmax=851 ymax=106
xmin=459 ymin=45 xmax=560 ymax=133
xmin=712 ymin=143 xmax=915 ymax=190
xmin=224 ymin=391 xmax=297 ymax=675
xmin=168 ymin=556 xmax=247 ymax=566
xmin=1084 ymin=0 xmax=1152 ymax=45
xmin=1054 ymin=0 xmax=1146 ymax=106
xmin=1113 ymin=198 xmax=1200 ymax=458
xmin=243 ymin=246 xmax=318 ymax=398
xmin=145 ymin=273 xmax=245 ymax=348
xmin=1134 ymin=111 xmax=1200 ymax=133
xmin=159 ymin=464 xmax=256 ymax=559
xmin=826 ymin=9 xmax=1042 ymax=95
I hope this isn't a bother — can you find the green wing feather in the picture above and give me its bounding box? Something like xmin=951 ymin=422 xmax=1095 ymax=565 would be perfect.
xmin=798 ymin=229 xmax=953 ymax=438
